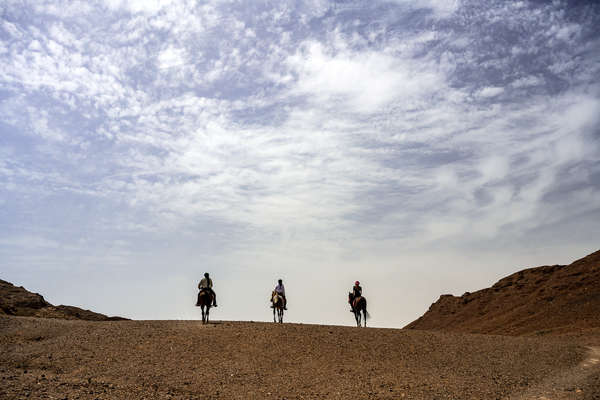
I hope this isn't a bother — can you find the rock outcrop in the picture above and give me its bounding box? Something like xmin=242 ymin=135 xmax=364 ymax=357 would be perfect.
xmin=0 ymin=279 xmax=127 ymax=321
xmin=405 ymin=250 xmax=600 ymax=335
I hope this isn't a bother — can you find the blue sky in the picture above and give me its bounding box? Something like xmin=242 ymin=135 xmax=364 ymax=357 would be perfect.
xmin=1 ymin=0 xmax=599 ymax=327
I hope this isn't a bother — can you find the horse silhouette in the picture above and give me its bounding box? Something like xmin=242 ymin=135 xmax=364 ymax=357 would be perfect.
xmin=349 ymin=293 xmax=368 ymax=327
xmin=271 ymin=291 xmax=284 ymax=323
xmin=196 ymin=290 xmax=214 ymax=324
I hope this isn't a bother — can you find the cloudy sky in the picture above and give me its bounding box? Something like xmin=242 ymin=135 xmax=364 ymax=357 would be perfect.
xmin=1 ymin=0 xmax=599 ymax=327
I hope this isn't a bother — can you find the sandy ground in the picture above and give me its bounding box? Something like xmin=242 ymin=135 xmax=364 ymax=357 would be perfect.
xmin=1 ymin=316 xmax=599 ymax=399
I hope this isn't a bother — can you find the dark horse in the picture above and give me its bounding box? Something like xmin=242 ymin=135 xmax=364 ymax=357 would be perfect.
xmin=271 ymin=291 xmax=284 ymax=323
xmin=349 ymin=293 xmax=368 ymax=327
xmin=196 ymin=289 xmax=214 ymax=324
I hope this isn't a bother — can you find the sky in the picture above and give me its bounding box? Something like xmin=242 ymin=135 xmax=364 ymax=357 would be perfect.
xmin=1 ymin=0 xmax=599 ymax=328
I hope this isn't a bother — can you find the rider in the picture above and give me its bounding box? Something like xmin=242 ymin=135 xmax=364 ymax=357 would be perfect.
xmin=271 ymin=278 xmax=287 ymax=310
xmin=198 ymin=272 xmax=217 ymax=307
xmin=349 ymin=280 xmax=362 ymax=311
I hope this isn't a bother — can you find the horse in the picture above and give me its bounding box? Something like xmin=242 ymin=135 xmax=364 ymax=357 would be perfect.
xmin=271 ymin=290 xmax=284 ymax=323
xmin=196 ymin=289 xmax=214 ymax=324
xmin=349 ymin=292 xmax=368 ymax=327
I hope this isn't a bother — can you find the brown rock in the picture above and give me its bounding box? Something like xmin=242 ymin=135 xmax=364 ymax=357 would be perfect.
xmin=405 ymin=250 xmax=600 ymax=336
xmin=0 ymin=279 xmax=126 ymax=321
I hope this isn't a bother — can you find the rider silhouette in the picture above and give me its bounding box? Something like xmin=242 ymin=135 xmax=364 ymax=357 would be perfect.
xmin=271 ymin=279 xmax=287 ymax=310
xmin=349 ymin=280 xmax=362 ymax=311
xmin=198 ymin=272 xmax=217 ymax=307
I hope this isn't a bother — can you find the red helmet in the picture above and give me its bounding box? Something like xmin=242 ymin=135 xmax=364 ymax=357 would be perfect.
xmin=355 ymin=281 xmax=360 ymax=285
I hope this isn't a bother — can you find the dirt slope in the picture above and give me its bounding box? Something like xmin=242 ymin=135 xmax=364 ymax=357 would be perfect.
xmin=0 ymin=279 xmax=126 ymax=321
xmin=1 ymin=317 xmax=599 ymax=399
xmin=405 ymin=250 xmax=600 ymax=336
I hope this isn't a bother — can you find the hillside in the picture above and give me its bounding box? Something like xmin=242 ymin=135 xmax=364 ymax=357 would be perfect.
xmin=405 ymin=250 xmax=600 ymax=335
xmin=2 ymin=318 xmax=599 ymax=399
xmin=0 ymin=279 xmax=126 ymax=321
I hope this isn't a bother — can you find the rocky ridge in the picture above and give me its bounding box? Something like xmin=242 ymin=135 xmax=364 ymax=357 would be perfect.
xmin=0 ymin=279 xmax=126 ymax=321
xmin=405 ymin=249 xmax=600 ymax=335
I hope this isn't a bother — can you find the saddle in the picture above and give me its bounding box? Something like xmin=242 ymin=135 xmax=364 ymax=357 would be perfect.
xmin=196 ymin=289 xmax=213 ymax=306
xmin=351 ymin=296 xmax=362 ymax=309
xmin=271 ymin=291 xmax=283 ymax=306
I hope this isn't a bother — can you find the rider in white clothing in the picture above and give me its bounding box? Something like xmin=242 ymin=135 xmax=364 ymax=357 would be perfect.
xmin=273 ymin=279 xmax=287 ymax=310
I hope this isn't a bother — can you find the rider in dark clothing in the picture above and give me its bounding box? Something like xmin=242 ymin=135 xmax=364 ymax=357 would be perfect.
xmin=352 ymin=281 xmax=362 ymax=298
xmin=349 ymin=281 xmax=362 ymax=311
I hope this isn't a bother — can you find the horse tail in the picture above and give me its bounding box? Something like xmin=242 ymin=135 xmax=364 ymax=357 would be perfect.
xmin=363 ymin=298 xmax=370 ymax=319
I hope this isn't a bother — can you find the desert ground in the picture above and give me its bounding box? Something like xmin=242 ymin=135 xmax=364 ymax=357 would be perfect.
xmin=1 ymin=316 xmax=599 ymax=400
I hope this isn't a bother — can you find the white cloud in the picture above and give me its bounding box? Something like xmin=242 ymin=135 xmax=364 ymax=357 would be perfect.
xmin=287 ymin=42 xmax=444 ymax=113
xmin=29 ymin=112 xmax=65 ymax=142
xmin=478 ymin=86 xmax=504 ymax=98
xmin=103 ymin=0 xmax=178 ymax=14
xmin=388 ymin=0 xmax=459 ymax=18
xmin=550 ymin=23 xmax=581 ymax=42
xmin=33 ymin=1 xmax=94 ymax=17
xmin=511 ymin=76 xmax=541 ymax=88
xmin=478 ymin=156 xmax=509 ymax=183
xmin=157 ymin=46 xmax=187 ymax=69
xmin=2 ymin=20 xmax=22 ymax=39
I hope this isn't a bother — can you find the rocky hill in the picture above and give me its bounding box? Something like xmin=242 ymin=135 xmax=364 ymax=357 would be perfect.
xmin=0 ymin=279 xmax=126 ymax=321
xmin=405 ymin=250 xmax=600 ymax=336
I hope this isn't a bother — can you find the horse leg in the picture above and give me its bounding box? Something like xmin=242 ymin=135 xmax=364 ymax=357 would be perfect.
xmin=201 ymin=305 xmax=205 ymax=323
xmin=363 ymin=308 xmax=367 ymax=327
xmin=206 ymin=305 xmax=210 ymax=324
xmin=273 ymin=305 xmax=276 ymax=323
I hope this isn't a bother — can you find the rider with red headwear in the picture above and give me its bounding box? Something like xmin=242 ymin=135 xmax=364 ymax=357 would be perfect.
xmin=349 ymin=281 xmax=362 ymax=311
